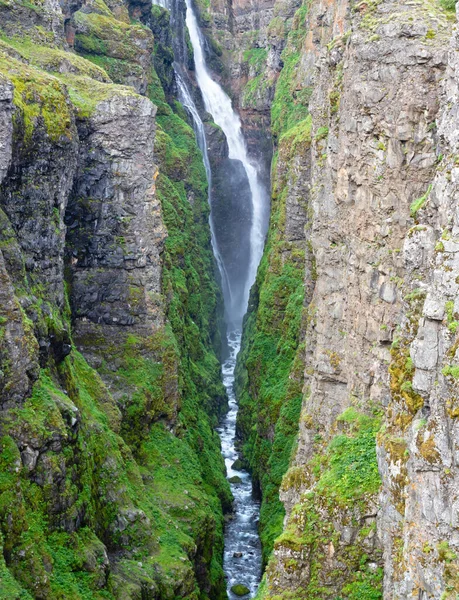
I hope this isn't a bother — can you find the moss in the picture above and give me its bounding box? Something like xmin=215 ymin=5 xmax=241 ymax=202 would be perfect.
xmin=242 ymin=73 xmax=271 ymax=108
xmin=316 ymin=410 xmax=381 ymax=505
xmin=0 ymin=35 xmax=110 ymax=81
xmin=265 ymin=409 xmax=382 ymax=599
xmin=0 ymin=8 xmax=229 ymax=598
xmin=267 ymin=17 xmax=286 ymax=40
xmin=442 ymin=364 xmax=459 ymax=379
xmin=0 ymin=45 xmax=73 ymax=142
xmin=314 ymin=126 xmax=329 ymax=141
xmin=417 ymin=434 xmax=440 ymax=464
xmin=389 ymin=344 xmax=423 ymax=417
xmin=271 ymin=0 xmax=311 ymax=139
xmin=232 ymin=584 xmax=251 ymax=596
xmin=74 ymin=11 xmax=151 ymax=62
xmin=60 ymin=73 xmax=139 ymax=118
xmin=236 ymin=88 xmax=310 ymax=565
xmin=410 ymin=184 xmax=432 ymax=218
xmin=0 ymin=532 xmax=33 ymax=599
xmin=243 ymin=47 xmax=268 ymax=70
xmin=444 ymin=300 xmax=459 ymax=333
xmin=439 ymin=0 xmax=456 ymax=11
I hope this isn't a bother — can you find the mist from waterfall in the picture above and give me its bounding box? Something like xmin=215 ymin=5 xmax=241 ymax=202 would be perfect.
xmin=153 ymin=0 xmax=268 ymax=594
xmin=174 ymin=70 xmax=233 ymax=310
xmin=184 ymin=0 xmax=269 ymax=326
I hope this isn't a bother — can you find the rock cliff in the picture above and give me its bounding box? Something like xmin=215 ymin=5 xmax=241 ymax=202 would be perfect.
xmin=0 ymin=0 xmax=231 ymax=597
xmin=3 ymin=0 xmax=459 ymax=597
xmin=229 ymin=0 xmax=459 ymax=598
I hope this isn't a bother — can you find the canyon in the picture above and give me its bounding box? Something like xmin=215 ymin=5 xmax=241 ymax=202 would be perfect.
xmin=0 ymin=0 xmax=459 ymax=599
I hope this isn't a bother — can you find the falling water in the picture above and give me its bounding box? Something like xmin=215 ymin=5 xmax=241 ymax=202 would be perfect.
xmin=175 ymin=71 xmax=233 ymax=308
xmin=156 ymin=0 xmax=269 ymax=594
xmin=184 ymin=0 xmax=269 ymax=326
xmin=180 ymin=1 xmax=268 ymax=593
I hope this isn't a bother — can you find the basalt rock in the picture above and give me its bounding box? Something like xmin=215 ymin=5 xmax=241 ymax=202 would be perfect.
xmin=235 ymin=0 xmax=459 ymax=598
xmin=0 ymin=0 xmax=229 ymax=597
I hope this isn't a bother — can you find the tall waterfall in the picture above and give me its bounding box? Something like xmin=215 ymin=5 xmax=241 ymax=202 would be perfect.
xmin=184 ymin=0 xmax=269 ymax=325
xmin=156 ymin=0 xmax=268 ymax=594
xmin=175 ymin=70 xmax=233 ymax=309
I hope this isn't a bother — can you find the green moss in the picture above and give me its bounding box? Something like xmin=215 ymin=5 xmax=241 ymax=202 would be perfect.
xmin=315 ymin=126 xmax=329 ymax=141
xmin=389 ymin=343 xmax=424 ymax=417
xmin=74 ymin=11 xmax=151 ymax=62
xmin=442 ymin=364 xmax=459 ymax=379
xmin=265 ymin=409 xmax=383 ymax=599
xmin=271 ymin=0 xmax=311 ymax=138
xmin=243 ymin=47 xmax=268 ymax=70
xmin=242 ymin=74 xmax=270 ymax=107
xmin=235 ymin=104 xmax=309 ymax=565
xmin=61 ymin=73 xmax=139 ymax=118
xmin=232 ymin=584 xmax=251 ymax=596
xmin=0 ymin=35 xmax=110 ymax=81
xmin=0 ymin=10 xmax=230 ymax=598
xmin=316 ymin=410 xmax=381 ymax=504
xmin=0 ymin=45 xmax=73 ymax=142
xmin=444 ymin=300 xmax=459 ymax=333
xmin=439 ymin=0 xmax=456 ymax=11
xmin=410 ymin=184 xmax=432 ymax=218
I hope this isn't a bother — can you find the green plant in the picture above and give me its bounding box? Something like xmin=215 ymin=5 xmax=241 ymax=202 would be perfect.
xmin=410 ymin=185 xmax=432 ymax=218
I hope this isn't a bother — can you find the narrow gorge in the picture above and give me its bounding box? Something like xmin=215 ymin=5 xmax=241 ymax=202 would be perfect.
xmin=1 ymin=0 xmax=459 ymax=599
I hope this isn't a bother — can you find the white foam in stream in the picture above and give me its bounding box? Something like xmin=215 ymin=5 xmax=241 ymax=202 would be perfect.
xmin=217 ymin=331 xmax=262 ymax=598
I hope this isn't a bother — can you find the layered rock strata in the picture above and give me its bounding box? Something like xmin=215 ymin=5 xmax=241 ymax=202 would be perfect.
xmin=234 ymin=0 xmax=459 ymax=598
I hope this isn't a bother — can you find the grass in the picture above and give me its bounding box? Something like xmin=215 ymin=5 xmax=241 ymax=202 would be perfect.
xmin=264 ymin=408 xmax=383 ymax=599
xmin=410 ymin=185 xmax=432 ymax=218
xmin=270 ymin=0 xmax=311 ymax=139
xmin=235 ymin=101 xmax=310 ymax=566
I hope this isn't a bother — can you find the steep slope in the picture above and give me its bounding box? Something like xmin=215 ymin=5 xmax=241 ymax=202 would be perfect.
xmin=231 ymin=0 xmax=459 ymax=598
xmin=0 ymin=0 xmax=231 ymax=597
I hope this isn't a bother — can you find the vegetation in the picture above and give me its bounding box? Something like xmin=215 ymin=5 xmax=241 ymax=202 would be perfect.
xmin=439 ymin=0 xmax=456 ymax=11
xmin=263 ymin=408 xmax=383 ymax=599
xmin=410 ymin=185 xmax=432 ymax=218
xmin=270 ymin=1 xmax=311 ymax=139
xmin=0 ymin=1 xmax=230 ymax=597
xmin=236 ymin=41 xmax=312 ymax=565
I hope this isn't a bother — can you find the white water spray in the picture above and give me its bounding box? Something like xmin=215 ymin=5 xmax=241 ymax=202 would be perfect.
xmin=175 ymin=71 xmax=233 ymax=308
xmin=165 ymin=2 xmax=268 ymax=596
xmin=184 ymin=0 xmax=268 ymax=323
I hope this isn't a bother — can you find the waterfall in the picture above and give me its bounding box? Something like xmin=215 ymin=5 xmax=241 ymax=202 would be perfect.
xmin=181 ymin=3 xmax=267 ymax=596
xmin=157 ymin=0 xmax=268 ymax=594
xmin=184 ymin=0 xmax=269 ymax=325
xmin=175 ymin=70 xmax=233 ymax=309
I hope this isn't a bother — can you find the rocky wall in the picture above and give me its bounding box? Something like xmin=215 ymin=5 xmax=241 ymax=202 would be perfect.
xmin=236 ymin=0 xmax=459 ymax=598
xmin=0 ymin=0 xmax=230 ymax=597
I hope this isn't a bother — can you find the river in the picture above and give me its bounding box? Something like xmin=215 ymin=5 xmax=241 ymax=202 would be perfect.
xmin=157 ymin=0 xmax=269 ymax=594
xmin=217 ymin=330 xmax=262 ymax=598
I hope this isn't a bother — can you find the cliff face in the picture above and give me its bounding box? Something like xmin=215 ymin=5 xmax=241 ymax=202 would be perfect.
xmin=0 ymin=0 xmax=230 ymax=597
xmin=231 ymin=0 xmax=459 ymax=598
xmin=3 ymin=0 xmax=459 ymax=597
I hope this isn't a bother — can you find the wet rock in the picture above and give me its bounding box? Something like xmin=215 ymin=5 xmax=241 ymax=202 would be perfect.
xmin=233 ymin=551 xmax=243 ymax=558
xmin=231 ymin=584 xmax=250 ymax=596
xmin=231 ymin=458 xmax=244 ymax=470
xmin=228 ymin=475 xmax=243 ymax=484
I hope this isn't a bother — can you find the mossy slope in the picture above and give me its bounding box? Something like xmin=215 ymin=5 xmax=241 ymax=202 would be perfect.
xmin=235 ymin=22 xmax=312 ymax=559
xmin=0 ymin=1 xmax=230 ymax=598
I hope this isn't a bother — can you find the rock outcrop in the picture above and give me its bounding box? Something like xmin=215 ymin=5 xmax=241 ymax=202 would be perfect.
xmin=233 ymin=0 xmax=459 ymax=598
xmin=0 ymin=0 xmax=230 ymax=597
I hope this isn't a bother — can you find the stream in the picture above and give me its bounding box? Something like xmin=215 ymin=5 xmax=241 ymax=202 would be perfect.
xmin=157 ymin=0 xmax=269 ymax=593
xmin=217 ymin=331 xmax=262 ymax=598
xmin=179 ymin=1 xmax=268 ymax=594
